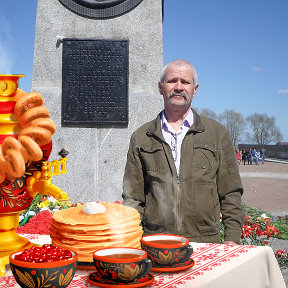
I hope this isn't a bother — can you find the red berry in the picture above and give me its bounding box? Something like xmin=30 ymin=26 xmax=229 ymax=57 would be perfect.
xmin=15 ymin=245 xmax=72 ymax=262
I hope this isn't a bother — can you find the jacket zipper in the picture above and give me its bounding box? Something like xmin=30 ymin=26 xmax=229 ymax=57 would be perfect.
xmin=175 ymin=172 xmax=181 ymax=232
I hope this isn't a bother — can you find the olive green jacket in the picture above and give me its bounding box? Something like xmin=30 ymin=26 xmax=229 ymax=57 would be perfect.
xmin=122 ymin=109 xmax=244 ymax=243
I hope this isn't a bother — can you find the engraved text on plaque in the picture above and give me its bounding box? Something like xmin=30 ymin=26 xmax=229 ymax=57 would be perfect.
xmin=62 ymin=39 xmax=129 ymax=127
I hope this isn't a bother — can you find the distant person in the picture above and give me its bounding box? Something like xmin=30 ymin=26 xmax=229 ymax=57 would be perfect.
xmin=261 ymin=147 xmax=266 ymax=164
xmin=252 ymin=148 xmax=257 ymax=164
xmin=255 ymin=149 xmax=260 ymax=165
xmin=123 ymin=59 xmax=244 ymax=244
xmin=241 ymin=149 xmax=247 ymax=165
xmin=236 ymin=150 xmax=241 ymax=164
xmin=248 ymin=149 xmax=253 ymax=165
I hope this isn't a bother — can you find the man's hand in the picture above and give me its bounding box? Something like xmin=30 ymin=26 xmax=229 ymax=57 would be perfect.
xmin=224 ymin=241 xmax=238 ymax=245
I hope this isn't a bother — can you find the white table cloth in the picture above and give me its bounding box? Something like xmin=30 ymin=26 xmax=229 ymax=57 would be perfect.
xmin=0 ymin=234 xmax=285 ymax=288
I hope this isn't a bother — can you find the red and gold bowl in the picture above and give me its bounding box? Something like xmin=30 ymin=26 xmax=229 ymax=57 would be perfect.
xmin=93 ymin=247 xmax=152 ymax=283
xmin=141 ymin=234 xmax=193 ymax=267
xmin=9 ymin=248 xmax=78 ymax=288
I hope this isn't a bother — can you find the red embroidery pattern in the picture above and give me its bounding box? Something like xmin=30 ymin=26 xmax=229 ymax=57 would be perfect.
xmin=2 ymin=237 xmax=257 ymax=287
xmin=150 ymin=243 xmax=257 ymax=287
xmin=0 ymin=276 xmax=17 ymax=288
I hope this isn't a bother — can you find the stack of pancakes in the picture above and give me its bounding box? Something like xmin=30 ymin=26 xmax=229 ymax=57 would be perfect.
xmin=50 ymin=203 xmax=143 ymax=262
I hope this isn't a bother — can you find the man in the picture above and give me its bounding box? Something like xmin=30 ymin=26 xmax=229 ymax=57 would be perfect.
xmin=261 ymin=147 xmax=266 ymax=164
xmin=122 ymin=60 xmax=244 ymax=244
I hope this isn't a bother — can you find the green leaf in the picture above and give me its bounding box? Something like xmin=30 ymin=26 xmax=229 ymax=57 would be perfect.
xmin=19 ymin=215 xmax=33 ymax=227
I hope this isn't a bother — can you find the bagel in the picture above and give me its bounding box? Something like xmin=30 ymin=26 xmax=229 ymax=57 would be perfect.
xmin=19 ymin=126 xmax=52 ymax=146
xmin=0 ymin=154 xmax=7 ymax=182
xmin=27 ymin=118 xmax=56 ymax=134
xmin=18 ymin=136 xmax=43 ymax=161
xmin=5 ymin=149 xmax=25 ymax=178
xmin=14 ymin=92 xmax=43 ymax=119
xmin=1 ymin=137 xmax=22 ymax=154
xmin=19 ymin=106 xmax=50 ymax=127
xmin=0 ymin=89 xmax=56 ymax=183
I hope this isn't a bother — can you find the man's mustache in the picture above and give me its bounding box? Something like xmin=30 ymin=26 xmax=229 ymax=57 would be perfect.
xmin=168 ymin=92 xmax=188 ymax=100
xmin=168 ymin=92 xmax=189 ymax=106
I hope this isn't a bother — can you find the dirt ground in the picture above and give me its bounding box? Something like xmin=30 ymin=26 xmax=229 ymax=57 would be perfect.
xmin=239 ymin=161 xmax=288 ymax=216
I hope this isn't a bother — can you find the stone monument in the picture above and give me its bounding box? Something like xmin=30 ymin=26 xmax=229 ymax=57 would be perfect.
xmin=32 ymin=0 xmax=163 ymax=203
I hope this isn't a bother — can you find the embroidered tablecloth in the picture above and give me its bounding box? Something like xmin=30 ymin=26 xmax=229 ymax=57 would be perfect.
xmin=1 ymin=234 xmax=285 ymax=288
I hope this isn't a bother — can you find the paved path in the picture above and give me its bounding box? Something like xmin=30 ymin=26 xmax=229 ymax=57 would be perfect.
xmin=239 ymin=160 xmax=288 ymax=216
xmin=240 ymin=172 xmax=288 ymax=179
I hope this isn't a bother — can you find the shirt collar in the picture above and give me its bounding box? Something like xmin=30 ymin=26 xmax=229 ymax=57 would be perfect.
xmin=161 ymin=109 xmax=194 ymax=133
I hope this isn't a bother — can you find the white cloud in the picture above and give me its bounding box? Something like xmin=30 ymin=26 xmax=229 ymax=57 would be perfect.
xmin=251 ymin=66 xmax=263 ymax=72
xmin=278 ymin=89 xmax=288 ymax=94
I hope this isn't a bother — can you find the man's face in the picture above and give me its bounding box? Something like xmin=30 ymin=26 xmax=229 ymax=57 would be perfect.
xmin=158 ymin=63 xmax=198 ymax=108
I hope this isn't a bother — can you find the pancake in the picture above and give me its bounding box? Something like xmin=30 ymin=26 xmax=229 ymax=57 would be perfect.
xmin=52 ymin=203 xmax=139 ymax=225
xmin=50 ymin=202 xmax=143 ymax=263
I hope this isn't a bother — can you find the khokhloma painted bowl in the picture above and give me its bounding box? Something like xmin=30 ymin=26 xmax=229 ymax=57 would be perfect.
xmin=9 ymin=247 xmax=78 ymax=288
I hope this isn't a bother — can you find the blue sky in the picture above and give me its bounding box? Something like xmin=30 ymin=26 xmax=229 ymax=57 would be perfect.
xmin=1 ymin=0 xmax=287 ymax=142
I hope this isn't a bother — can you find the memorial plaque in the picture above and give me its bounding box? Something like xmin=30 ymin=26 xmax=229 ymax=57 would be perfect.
xmin=62 ymin=39 xmax=129 ymax=127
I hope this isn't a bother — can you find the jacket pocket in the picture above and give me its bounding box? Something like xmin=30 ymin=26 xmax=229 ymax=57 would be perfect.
xmin=195 ymin=183 xmax=220 ymax=235
xmin=192 ymin=142 xmax=218 ymax=182
xmin=143 ymin=181 xmax=168 ymax=233
xmin=139 ymin=143 xmax=167 ymax=172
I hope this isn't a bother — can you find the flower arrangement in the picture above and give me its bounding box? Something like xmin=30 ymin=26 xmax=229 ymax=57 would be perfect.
xmin=17 ymin=210 xmax=53 ymax=234
xmin=240 ymin=204 xmax=288 ymax=269
xmin=17 ymin=194 xmax=83 ymax=233
xmin=17 ymin=194 xmax=123 ymax=234
xmin=219 ymin=204 xmax=288 ymax=268
xmin=241 ymin=214 xmax=280 ymax=246
xmin=275 ymin=249 xmax=288 ymax=268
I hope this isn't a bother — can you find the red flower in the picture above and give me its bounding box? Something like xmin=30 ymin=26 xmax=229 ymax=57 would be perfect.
xmin=130 ymin=263 xmax=136 ymax=268
xmin=164 ymin=250 xmax=168 ymax=255
xmin=275 ymin=250 xmax=283 ymax=258
xmin=265 ymin=225 xmax=280 ymax=238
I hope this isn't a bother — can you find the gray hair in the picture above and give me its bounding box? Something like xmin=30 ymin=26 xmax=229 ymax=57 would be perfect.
xmin=160 ymin=59 xmax=198 ymax=85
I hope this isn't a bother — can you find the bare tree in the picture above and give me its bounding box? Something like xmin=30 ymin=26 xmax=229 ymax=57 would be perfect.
xmin=246 ymin=113 xmax=283 ymax=145
xmin=198 ymin=108 xmax=218 ymax=121
xmin=219 ymin=109 xmax=246 ymax=146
